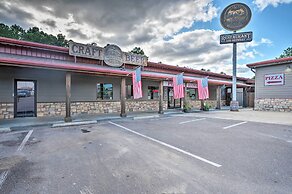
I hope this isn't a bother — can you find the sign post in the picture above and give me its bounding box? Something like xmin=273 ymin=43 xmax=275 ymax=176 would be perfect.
xmin=220 ymin=3 xmax=252 ymax=111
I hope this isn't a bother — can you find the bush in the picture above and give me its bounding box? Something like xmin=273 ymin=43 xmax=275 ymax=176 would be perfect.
xmin=203 ymin=102 xmax=210 ymax=111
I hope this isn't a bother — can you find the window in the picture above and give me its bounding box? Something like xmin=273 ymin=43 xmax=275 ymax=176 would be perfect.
xmin=126 ymin=85 xmax=133 ymax=99
xmin=187 ymin=88 xmax=197 ymax=100
xmin=148 ymin=86 xmax=159 ymax=99
xmin=97 ymin=83 xmax=113 ymax=100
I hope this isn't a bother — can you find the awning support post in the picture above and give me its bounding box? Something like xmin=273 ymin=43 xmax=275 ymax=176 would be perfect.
xmin=64 ymin=72 xmax=72 ymax=122
xmin=120 ymin=77 xmax=127 ymax=117
xmin=158 ymin=80 xmax=164 ymax=114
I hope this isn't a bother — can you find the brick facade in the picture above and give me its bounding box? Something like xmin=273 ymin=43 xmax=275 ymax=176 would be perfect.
xmin=255 ymin=98 xmax=292 ymax=112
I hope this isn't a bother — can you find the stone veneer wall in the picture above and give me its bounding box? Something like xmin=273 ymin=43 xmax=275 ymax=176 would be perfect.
xmin=37 ymin=103 xmax=66 ymax=117
xmin=126 ymin=100 xmax=167 ymax=112
xmin=221 ymin=100 xmax=226 ymax=107
xmin=205 ymin=100 xmax=217 ymax=109
xmin=0 ymin=103 xmax=14 ymax=119
xmin=255 ymin=98 xmax=292 ymax=112
xmin=188 ymin=100 xmax=218 ymax=109
xmin=188 ymin=100 xmax=201 ymax=109
xmin=71 ymin=101 xmax=121 ymax=115
xmin=37 ymin=100 xmax=166 ymax=117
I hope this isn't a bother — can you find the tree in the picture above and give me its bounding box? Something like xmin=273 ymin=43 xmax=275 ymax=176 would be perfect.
xmin=278 ymin=47 xmax=292 ymax=58
xmin=130 ymin=47 xmax=145 ymax=55
xmin=0 ymin=23 xmax=69 ymax=47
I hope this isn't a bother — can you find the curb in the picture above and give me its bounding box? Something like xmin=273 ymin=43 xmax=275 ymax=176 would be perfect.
xmin=0 ymin=127 xmax=11 ymax=133
xmin=133 ymin=115 xmax=160 ymax=120
xmin=52 ymin=120 xmax=98 ymax=128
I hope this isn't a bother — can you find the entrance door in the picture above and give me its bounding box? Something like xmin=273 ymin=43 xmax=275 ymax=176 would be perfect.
xmin=167 ymin=88 xmax=181 ymax=109
xmin=15 ymin=80 xmax=37 ymax=117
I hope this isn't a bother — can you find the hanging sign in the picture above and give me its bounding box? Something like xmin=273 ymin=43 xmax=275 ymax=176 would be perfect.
xmin=69 ymin=41 xmax=148 ymax=67
xmin=220 ymin=31 xmax=252 ymax=44
xmin=220 ymin=3 xmax=252 ymax=32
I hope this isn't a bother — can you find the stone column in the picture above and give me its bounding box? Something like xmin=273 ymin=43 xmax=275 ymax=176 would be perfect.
xmin=64 ymin=72 xmax=72 ymax=122
xmin=216 ymin=85 xmax=222 ymax=109
xmin=158 ymin=80 xmax=164 ymax=114
xmin=120 ymin=77 xmax=127 ymax=117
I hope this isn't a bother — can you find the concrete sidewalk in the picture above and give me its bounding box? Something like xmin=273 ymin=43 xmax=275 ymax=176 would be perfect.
xmin=0 ymin=110 xmax=182 ymax=131
xmin=2 ymin=108 xmax=290 ymax=132
xmin=193 ymin=108 xmax=292 ymax=126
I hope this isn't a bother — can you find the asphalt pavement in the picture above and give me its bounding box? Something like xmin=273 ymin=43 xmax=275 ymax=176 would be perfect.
xmin=0 ymin=114 xmax=291 ymax=194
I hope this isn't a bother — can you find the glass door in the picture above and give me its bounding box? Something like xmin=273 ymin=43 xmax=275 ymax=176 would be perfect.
xmin=15 ymin=80 xmax=36 ymax=117
xmin=168 ymin=88 xmax=181 ymax=109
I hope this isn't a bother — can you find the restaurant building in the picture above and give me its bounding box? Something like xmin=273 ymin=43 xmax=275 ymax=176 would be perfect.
xmin=247 ymin=57 xmax=292 ymax=112
xmin=0 ymin=37 xmax=254 ymax=120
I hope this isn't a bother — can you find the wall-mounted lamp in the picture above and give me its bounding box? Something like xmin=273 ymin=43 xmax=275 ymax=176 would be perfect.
xmin=285 ymin=65 xmax=292 ymax=73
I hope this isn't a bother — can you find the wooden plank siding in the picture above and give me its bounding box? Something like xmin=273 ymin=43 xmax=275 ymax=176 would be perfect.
xmin=255 ymin=64 xmax=292 ymax=99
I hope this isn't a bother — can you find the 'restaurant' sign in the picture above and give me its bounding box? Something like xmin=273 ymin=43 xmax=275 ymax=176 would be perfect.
xmin=265 ymin=73 xmax=285 ymax=86
xmin=220 ymin=31 xmax=252 ymax=44
xmin=69 ymin=41 xmax=148 ymax=67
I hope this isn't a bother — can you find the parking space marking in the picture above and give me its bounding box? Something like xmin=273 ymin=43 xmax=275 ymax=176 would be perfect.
xmin=109 ymin=121 xmax=222 ymax=168
xmin=0 ymin=171 xmax=9 ymax=190
xmin=17 ymin=130 xmax=33 ymax=152
xmin=0 ymin=130 xmax=33 ymax=190
xmin=257 ymin=132 xmax=292 ymax=144
xmin=223 ymin=121 xmax=247 ymax=129
xmin=150 ymin=117 xmax=173 ymax=121
xmin=179 ymin=118 xmax=206 ymax=124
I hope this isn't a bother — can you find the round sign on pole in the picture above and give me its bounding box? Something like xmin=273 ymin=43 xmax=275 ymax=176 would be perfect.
xmin=220 ymin=3 xmax=252 ymax=31
xmin=104 ymin=44 xmax=123 ymax=67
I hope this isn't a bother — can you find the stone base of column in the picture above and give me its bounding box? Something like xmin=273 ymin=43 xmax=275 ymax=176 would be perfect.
xmin=230 ymin=101 xmax=239 ymax=111
xmin=64 ymin=117 xmax=72 ymax=122
xmin=120 ymin=113 xmax=127 ymax=117
xmin=158 ymin=110 xmax=164 ymax=114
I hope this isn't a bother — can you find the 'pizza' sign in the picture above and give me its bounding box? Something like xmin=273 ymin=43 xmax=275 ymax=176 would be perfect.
xmin=265 ymin=73 xmax=284 ymax=86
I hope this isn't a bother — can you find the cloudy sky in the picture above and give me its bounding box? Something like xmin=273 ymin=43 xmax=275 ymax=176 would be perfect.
xmin=0 ymin=0 xmax=291 ymax=78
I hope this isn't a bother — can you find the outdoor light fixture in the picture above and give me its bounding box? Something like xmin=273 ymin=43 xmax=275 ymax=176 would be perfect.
xmin=285 ymin=65 xmax=292 ymax=73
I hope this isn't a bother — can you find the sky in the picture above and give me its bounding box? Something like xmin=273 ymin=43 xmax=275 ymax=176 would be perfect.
xmin=0 ymin=0 xmax=291 ymax=78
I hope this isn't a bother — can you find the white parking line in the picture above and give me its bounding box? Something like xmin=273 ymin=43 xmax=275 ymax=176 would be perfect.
xmin=150 ymin=117 xmax=173 ymax=121
xmin=0 ymin=130 xmax=33 ymax=190
xmin=223 ymin=122 xmax=247 ymax=129
xmin=17 ymin=130 xmax=33 ymax=152
xmin=179 ymin=118 xmax=206 ymax=124
xmin=109 ymin=121 xmax=222 ymax=168
xmin=0 ymin=171 xmax=9 ymax=190
xmin=257 ymin=132 xmax=292 ymax=144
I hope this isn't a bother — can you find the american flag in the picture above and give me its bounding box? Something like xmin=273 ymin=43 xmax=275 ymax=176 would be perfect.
xmin=132 ymin=67 xmax=142 ymax=99
xmin=198 ymin=77 xmax=209 ymax=100
xmin=173 ymin=73 xmax=184 ymax=99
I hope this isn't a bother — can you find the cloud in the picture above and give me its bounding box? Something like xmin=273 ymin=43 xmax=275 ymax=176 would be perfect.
xmin=67 ymin=29 xmax=88 ymax=39
xmin=0 ymin=0 xmax=263 ymax=78
xmin=4 ymin=0 xmax=218 ymax=44
xmin=253 ymin=0 xmax=292 ymax=11
xmin=260 ymin=38 xmax=273 ymax=45
xmin=41 ymin=19 xmax=57 ymax=28
xmin=0 ymin=2 xmax=34 ymax=28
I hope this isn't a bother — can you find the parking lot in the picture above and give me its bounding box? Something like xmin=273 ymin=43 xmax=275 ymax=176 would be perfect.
xmin=1 ymin=114 xmax=292 ymax=194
